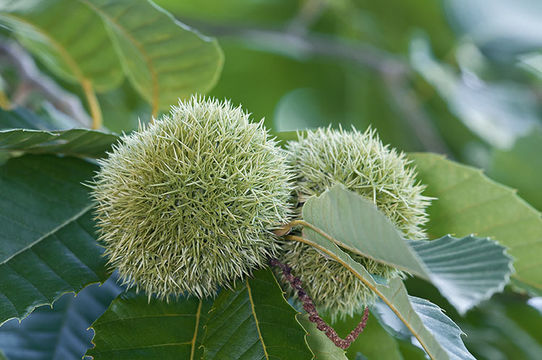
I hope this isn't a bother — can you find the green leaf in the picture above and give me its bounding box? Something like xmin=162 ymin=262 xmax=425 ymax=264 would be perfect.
xmin=461 ymin=297 xmax=542 ymax=360
xmin=0 ymin=0 xmax=124 ymax=92
xmin=297 ymin=314 xmax=348 ymax=360
xmin=408 ymin=296 xmax=473 ymax=360
xmin=0 ymin=155 xmax=108 ymax=325
xmin=202 ymin=268 xmax=313 ymax=360
xmin=0 ymin=127 xmax=119 ymax=158
xmin=408 ymin=235 xmax=512 ymax=314
xmin=0 ymin=128 xmax=117 ymax=158
xmin=489 ymin=130 xmax=542 ymax=211
xmin=302 ymin=185 xmax=513 ymax=314
xmin=0 ymin=107 xmax=119 ymax=158
xmin=296 ymin=219 xmax=472 ymax=359
xmin=80 ymin=0 xmax=224 ymax=113
xmin=410 ymin=153 xmax=542 ymax=294
xmin=87 ymin=291 xmax=210 ymax=360
xmin=0 ymin=107 xmax=56 ymax=130
xmin=0 ymin=277 xmax=122 ymax=359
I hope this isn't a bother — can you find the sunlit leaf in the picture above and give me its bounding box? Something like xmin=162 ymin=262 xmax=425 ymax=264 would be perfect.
xmin=411 ymin=153 xmax=542 ymax=295
xmin=81 ymin=0 xmax=223 ymax=114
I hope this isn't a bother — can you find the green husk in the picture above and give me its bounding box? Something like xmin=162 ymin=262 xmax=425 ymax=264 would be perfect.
xmin=281 ymin=126 xmax=431 ymax=319
xmin=92 ymin=96 xmax=294 ymax=299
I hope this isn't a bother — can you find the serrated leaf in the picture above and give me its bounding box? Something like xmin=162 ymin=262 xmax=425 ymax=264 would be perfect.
xmin=296 ymin=213 xmax=474 ymax=359
xmin=0 ymin=277 xmax=122 ymax=360
xmin=0 ymin=0 xmax=124 ymax=92
xmin=374 ymin=296 xmax=474 ymax=360
xmin=408 ymin=235 xmax=512 ymax=314
xmin=302 ymin=185 xmax=513 ymax=314
xmin=80 ymin=0 xmax=223 ymax=114
xmin=202 ymin=268 xmax=313 ymax=360
xmin=87 ymin=291 xmax=210 ymax=360
xmin=297 ymin=314 xmax=347 ymax=360
xmin=0 ymin=155 xmax=108 ymax=325
xmin=410 ymin=153 xmax=542 ymax=294
xmin=409 ymin=297 xmax=474 ymax=360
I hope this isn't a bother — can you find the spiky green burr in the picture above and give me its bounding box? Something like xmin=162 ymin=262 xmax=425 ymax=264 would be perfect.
xmin=92 ymin=96 xmax=293 ymax=299
xmin=281 ymin=126 xmax=431 ymax=319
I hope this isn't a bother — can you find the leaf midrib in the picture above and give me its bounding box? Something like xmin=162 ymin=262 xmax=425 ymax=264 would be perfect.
xmin=1 ymin=205 xmax=93 ymax=265
xmin=246 ymin=279 xmax=270 ymax=360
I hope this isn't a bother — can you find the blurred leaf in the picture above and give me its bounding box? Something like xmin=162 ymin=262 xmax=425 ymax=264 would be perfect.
xmin=410 ymin=153 xmax=542 ymax=295
xmin=0 ymin=155 xmax=108 ymax=325
xmin=444 ymin=0 xmax=542 ymax=60
xmin=202 ymin=268 xmax=312 ymax=360
xmin=0 ymin=107 xmax=56 ymax=130
xmin=489 ymin=131 xmax=542 ymax=211
xmin=87 ymin=290 xmax=210 ymax=360
xmin=461 ymin=298 xmax=542 ymax=360
xmin=155 ymin=0 xmax=297 ymax=25
xmin=410 ymin=36 xmax=539 ymax=149
xmin=297 ymin=314 xmax=348 ymax=360
xmin=0 ymin=0 xmax=124 ymax=91
xmin=519 ymin=52 xmax=542 ymax=79
xmin=302 ymin=185 xmax=513 ymax=314
xmin=297 ymin=209 xmax=473 ymax=359
xmin=0 ymin=277 xmax=122 ymax=360
xmin=82 ymin=0 xmax=223 ymax=114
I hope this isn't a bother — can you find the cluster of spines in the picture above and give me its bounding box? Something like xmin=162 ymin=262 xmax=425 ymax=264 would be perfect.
xmin=92 ymin=96 xmax=293 ymax=299
xmin=280 ymin=126 xmax=431 ymax=319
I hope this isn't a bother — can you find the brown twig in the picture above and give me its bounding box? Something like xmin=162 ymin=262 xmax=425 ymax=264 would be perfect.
xmin=269 ymin=257 xmax=369 ymax=350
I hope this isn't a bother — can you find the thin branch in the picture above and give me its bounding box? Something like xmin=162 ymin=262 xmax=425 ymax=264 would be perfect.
xmin=0 ymin=39 xmax=91 ymax=127
xmin=183 ymin=20 xmax=453 ymax=156
xmin=81 ymin=78 xmax=102 ymax=129
xmin=270 ymin=257 xmax=369 ymax=349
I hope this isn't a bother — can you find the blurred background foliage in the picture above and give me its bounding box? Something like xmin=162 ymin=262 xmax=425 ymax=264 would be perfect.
xmin=1 ymin=0 xmax=542 ymax=359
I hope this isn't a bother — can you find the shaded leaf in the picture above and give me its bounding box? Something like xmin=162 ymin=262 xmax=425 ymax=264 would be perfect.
xmin=462 ymin=297 xmax=542 ymax=360
xmin=0 ymin=107 xmax=55 ymax=130
xmin=87 ymin=290 xmax=210 ymax=360
xmin=410 ymin=153 xmax=542 ymax=294
xmin=81 ymin=0 xmax=223 ymax=114
xmin=0 ymin=127 xmax=118 ymax=158
xmin=0 ymin=0 xmax=123 ymax=91
xmin=302 ymin=185 xmax=512 ymax=314
xmin=0 ymin=155 xmax=108 ymax=325
xmin=202 ymin=268 xmax=312 ymax=360
xmin=0 ymin=277 xmax=122 ymax=360
xmin=297 ymin=314 xmax=347 ymax=360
